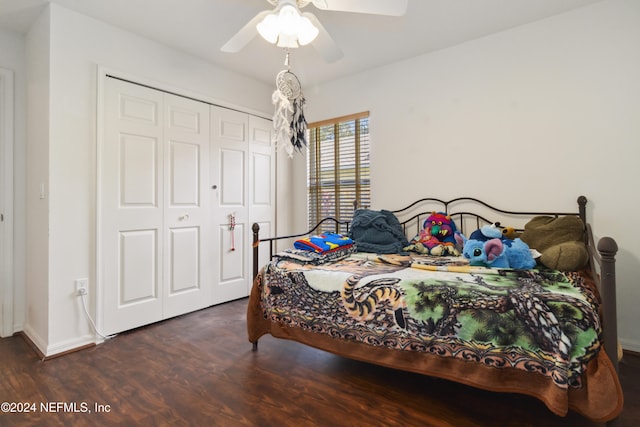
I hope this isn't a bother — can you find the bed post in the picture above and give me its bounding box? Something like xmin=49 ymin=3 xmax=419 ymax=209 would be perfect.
xmin=252 ymin=223 xmax=260 ymax=280
xmin=598 ymin=236 xmax=619 ymax=374
xmin=577 ymin=195 xmax=587 ymax=224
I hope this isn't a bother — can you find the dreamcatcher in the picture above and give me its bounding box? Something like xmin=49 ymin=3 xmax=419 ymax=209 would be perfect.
xmin=272 ymin=51 xmax=308 ymax=158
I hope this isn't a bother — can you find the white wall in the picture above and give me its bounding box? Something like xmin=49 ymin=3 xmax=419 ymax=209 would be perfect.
xmin=0 ymin=28 xmax=26 ymax=334
xmin=22 ymin=3 xmax=276 ymax=355
xmin=304 ymin=0 xmax=640 ymax=351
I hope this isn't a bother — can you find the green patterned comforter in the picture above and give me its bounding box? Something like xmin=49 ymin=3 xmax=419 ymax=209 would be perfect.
xmin=260 ymin=253 xmax=601 ymax=389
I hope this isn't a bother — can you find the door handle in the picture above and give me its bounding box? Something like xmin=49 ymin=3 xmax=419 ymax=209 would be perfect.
xmin=179 ymin=214 xmax=190 ymax=221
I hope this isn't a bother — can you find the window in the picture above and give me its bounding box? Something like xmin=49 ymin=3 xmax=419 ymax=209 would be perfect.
xmin=307 ymin=111 xmax=370 ymax=230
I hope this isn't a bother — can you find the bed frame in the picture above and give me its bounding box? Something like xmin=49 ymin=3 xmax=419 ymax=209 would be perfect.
xmin=252 ymin=196 xmax=618 ymax=372
xmin=252 ymin=196 xmax=619 ymax=375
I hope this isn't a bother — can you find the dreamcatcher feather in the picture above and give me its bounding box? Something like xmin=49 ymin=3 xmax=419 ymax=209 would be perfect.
xmin=271 ymin=63 xmax=308 ymax=158
xmin=290 ymin=95 xmax=307 ymax=152
xmin=272 ymin=89 xmax=293 ymax=157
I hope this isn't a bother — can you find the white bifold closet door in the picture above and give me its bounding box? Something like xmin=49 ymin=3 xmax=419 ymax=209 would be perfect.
xmin=210 ymin=107 xmax=276 ymax=305
xmin=102 ymin=78 xmax=212 ymax=335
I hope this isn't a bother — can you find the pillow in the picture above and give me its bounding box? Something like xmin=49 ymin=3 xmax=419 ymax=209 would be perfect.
xmin=520 ymin=215 xmax=588 ymax=271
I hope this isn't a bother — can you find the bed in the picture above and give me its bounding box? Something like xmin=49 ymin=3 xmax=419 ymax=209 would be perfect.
xmin=248 ymin=196 xmax=623 ymax=423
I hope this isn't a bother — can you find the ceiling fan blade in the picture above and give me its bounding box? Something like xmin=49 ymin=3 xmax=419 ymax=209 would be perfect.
xmin=220 ymin=10 xmax=271 ymax=53
xmin=304 ymin=12 xmax=343 ymax=63
xmin=312 ymin=0 xmax=408 ymax=16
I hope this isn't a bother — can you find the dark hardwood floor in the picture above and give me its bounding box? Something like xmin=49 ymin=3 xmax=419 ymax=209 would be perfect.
xmin=1 ymin=298 xmax=638 ymax=427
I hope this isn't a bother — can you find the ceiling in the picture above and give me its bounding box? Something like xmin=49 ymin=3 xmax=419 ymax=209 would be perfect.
xmin=0 ymin=0 xmax=602 ymax=86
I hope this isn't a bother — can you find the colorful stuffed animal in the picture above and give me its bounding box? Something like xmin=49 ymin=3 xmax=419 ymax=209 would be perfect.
xmin=404 ymin=212 xmax=463 ymax=256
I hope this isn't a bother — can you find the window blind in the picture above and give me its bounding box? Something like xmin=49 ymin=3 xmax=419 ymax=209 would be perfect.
xmin=307 ymin=111 xmax=370 ymax=231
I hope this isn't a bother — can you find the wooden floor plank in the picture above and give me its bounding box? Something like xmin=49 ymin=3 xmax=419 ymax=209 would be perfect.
xmin=0 ymin=298 xmax=637 ymax=426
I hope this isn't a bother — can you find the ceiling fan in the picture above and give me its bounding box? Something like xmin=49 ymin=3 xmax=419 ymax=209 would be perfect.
xmin=220 ymin=0 xmax=408 ymax=63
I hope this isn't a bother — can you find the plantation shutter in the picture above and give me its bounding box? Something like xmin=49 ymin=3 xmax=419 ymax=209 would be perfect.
xmin=307 ymin=111 xmax=370 ymax=231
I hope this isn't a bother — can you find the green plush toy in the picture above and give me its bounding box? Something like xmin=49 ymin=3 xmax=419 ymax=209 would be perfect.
xmin=520 ymin=215 xmax=589 ymax=271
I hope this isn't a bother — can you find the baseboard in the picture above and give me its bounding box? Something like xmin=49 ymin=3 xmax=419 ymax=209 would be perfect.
xmin=21 ymin=323 xmax=47 ymax=358
xmin=620 ymin=338 xmax=640 ymax=353
xmin=14 ymin=332 xmax=43 ymax=359
xmin=623 ymin=349 xmax=640 ymax=358
xmin=12 ymin=320 xmax=24 ymax=335
xmin=20 ymin=325 xmax=96 ymax=359
xmin=44 ymin=334 xmax=96 ymax=359
xmin=43 ymin=341 xmax=96 ymax=360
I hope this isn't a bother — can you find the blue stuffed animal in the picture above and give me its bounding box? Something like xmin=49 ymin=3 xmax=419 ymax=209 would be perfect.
xmin=469 ymin=223 xmax=503 ymax=242
xmin=463 ymin=239 xmax=506 ymax=267
xmin=503 ymin=238 xmax=537 ymax=269
xmin=463 ymin=236 xmax=536 ymax=269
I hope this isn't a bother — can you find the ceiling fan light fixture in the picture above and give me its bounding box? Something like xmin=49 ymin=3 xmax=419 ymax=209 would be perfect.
xmin=296 ymin=16 xmax=319 ymax=46
xmin=278 ymin=4 xmax=299 ymax=31
xmin=277 ymin=34 xmax=299 ymax=49
xmin=256 ymin=1 xmax=319 ymax=48
xmin=256 ymin=14 xmax=280 ymax=43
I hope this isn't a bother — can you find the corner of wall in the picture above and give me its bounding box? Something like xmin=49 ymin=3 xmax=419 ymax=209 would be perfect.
xmin=23 ymin=2 xmax=51 ymax=350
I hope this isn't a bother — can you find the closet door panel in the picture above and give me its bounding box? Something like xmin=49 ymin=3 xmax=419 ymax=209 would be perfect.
xmin=120 ymin=134 xmax=158 ymax=206
xmin=210 ymin=106 xmax=249 ymax=305
xmin=102 ymin=78 xmax=164 ymax=335
xmin=163 ymin=93 xmax=211 ymax=318
xmin=251 ymin=153 xmax=271 ymax=205
xmin=219 ymin=223 xmax=245 ymax=281
xmin=169 ymin=141 xmax=199 ymax=205
xmin=220 ymin=148 xmax=245 ymax=206
xmin=169 ymin=227 xmax=199 ymax=293
xmin=119 ymin=230 xmax=158 ymax=304
xmin=248 ymin=115 xmax=276 ymax=285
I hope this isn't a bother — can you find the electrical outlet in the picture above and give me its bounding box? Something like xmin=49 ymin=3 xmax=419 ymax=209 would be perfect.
xmin=75 ymin=278 xmax=88 ymax=296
